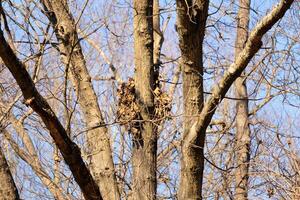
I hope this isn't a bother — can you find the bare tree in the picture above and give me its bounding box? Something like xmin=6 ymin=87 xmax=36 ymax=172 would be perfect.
xmin=130 ymin=0 xmax=157 ymax=199
xmin=0 ymin=146 xmax=19 ymax=200
xmin=40 ymin=1 xmax=120 ymax=199
xmin=234 ymin=0 xmax=251 ymax=199
xmin=177 ymin=0 xmax=294 ymax=199
xmin=0 ymin=0 xmax=297 ymax=199
xmin=0 ymin=29 xmax=102 ymax=199
xmin=176 ymin=0 xmax=209 ymax=199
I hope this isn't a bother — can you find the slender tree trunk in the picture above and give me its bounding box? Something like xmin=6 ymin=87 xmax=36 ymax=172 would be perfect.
xmin=131 ymin=0 xmax=157 ymax=199
xmin=0 ymin=147 xmax=19 ymax=200
xmin=176 ymin=1 xmax=208 ymax=199
xmin=7 ymin=115 xmax=70 ymax=200
xmin=153 ymin=0 xmax=163 ymax=80
xmin=0 ymin=29 xmax=102 ymax=200
xmin=234 ymin=1 xmax=251 ymax=199
xmin=40 ymin=1 xmax=120 ymax=199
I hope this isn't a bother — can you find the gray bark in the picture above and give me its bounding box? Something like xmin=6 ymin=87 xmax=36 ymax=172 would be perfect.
xmin=40 ymin=1 xmax=120 ymax=199
xmin=234 ymin=0 xmax=251 ymax=199
xmin=176 ymin=1 xmax=209 ymax=199
xmin=131 ymin=0 xmax=157 ymax=199
xmin=0 ymin=147 xmax=19 ymax=200
xmin=153 ymin=0 xmax=163 ymax=82
xmin=177 ymin=0 xmax=294 ymax=199
xmin=0 ymin=29 xmax=102 ymax=200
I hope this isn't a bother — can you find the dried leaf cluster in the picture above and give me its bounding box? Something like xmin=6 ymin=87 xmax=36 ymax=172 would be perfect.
xmin=116 ymin=78 xmax=140 ymax=125
xmin=117 ymin=78 xmax=171 ymax=133
xmin=153 ymin=87 xmax=171 ymax=120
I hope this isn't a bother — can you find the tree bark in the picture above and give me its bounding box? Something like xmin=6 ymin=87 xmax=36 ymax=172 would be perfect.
xmin=234 ymin=0 xmax=251 ymax=199
xmin=0 ymin=29 xmax=102 ymax=200
xmin=40 ymin=1 xmax=120 ymax=199
xmin=0 ymin=146 xmax=19 ymax=200
xmin=131 ymin=0 xmax=157 ymax=199
xmin=177 ymin=0 xmax=294 ymax=199
xmin=176 ymin=1 xmax=208 ymax=199
xmin=153 ymin=0 xmax=163 ymax=83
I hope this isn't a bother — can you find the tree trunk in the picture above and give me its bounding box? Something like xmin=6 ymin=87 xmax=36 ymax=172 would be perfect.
xmin=176 ymin=0 xmax=294 ymax=199
xmin=234 ymin=1 xmax=251 ymax=199
xmin=153 ymin=0 xmax=163 ymax=82
xmin=40 ymin=1 xmax=120 ymax=199
xmin=0 ymin=147 xmax=19 ymax=200
xmin=131 ymin=0 xmax=157 ymax=199
xmin=176 ymin=1 xmax=208 ymax=199
xmin=0 ymin=29 xmax=102 ymax=200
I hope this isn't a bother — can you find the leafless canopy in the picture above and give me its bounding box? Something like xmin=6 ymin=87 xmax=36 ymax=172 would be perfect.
xmin=0 ymin=0 xmax=299 ymax=200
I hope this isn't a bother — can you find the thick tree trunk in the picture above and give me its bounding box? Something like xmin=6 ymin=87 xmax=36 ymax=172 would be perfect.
xmin=176 ymin=0 xmax=294 ymax=199
xmin=40 ymin=1 xmax=120 ymax=199
xmin=0 ymin=147 xmax=19 ymax=200
xmin=0 ymin=29 xmax=102 ymax=200
xmin=176 ymin=1 xmax=208 ymax=199
xmin=131 ymin=0 xmax=157 ymax=199
xmin=234 ymin=1 xmax=251 ymax=199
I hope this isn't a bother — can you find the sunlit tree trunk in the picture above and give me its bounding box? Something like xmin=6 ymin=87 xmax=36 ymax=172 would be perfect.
xmin=234 ymin=0 xmax=251 ymax=199
xmin=0 ymin=147 xmax=19 ymax=200
xmin=176 ymin=0 xmax=294 ymax=199
xmin=40 ymin=1 xmax=120 ymax=199
xmin=0 ymin=28 xmax=102 ymax=200
xmin=176 ymin=1 xmax=209 ymax=199
xmin=131 ymin=0 xmax=157 ymax=199
xmin=153 ymin=0 xmax=163 ymax=80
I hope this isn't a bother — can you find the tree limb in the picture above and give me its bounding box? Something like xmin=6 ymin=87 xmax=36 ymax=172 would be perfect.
xmin=0 ymin=29 xmax=102 ymax=200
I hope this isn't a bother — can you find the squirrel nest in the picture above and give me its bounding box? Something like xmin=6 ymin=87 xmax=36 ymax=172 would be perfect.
xmin=116 ymin=78 xmax=140 ymax=125
xmin=117 ymin=78 xmax=171 ymax=133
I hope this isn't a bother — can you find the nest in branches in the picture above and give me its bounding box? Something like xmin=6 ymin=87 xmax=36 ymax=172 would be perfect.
xmin=116 ymin=78 xmax=140 ymax=125
xmin=116 ymin=78 xmax=171 ymax=133
xmin=153 ymin=87 xmax=171 ymax=120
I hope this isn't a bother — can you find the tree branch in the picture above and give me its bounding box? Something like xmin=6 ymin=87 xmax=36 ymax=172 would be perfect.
xmin=0 ymin=29 xmax=102 ymax=200
xmin=192 ymin=0 xmax=295 ymax=144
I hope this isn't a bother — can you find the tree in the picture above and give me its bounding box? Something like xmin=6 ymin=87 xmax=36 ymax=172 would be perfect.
xmin=0 ymin=28 xmax=102 ymax=199
xmin=0 ymin=0 xmax=296 ymax=199
xmin=176 ymin=0 xmax=208 ymax=199
xmin=131 ymin=0 xmax=157 ymax=199
xmin=234 ymin=0 xmax=251 ymax=199
xmin=0 ymin=147 xmax=19 ymax=200
xmin=40 ymin=1 xmax=120 ymax=199
xmin=176 ymin=0 xmax=294 ymax=198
